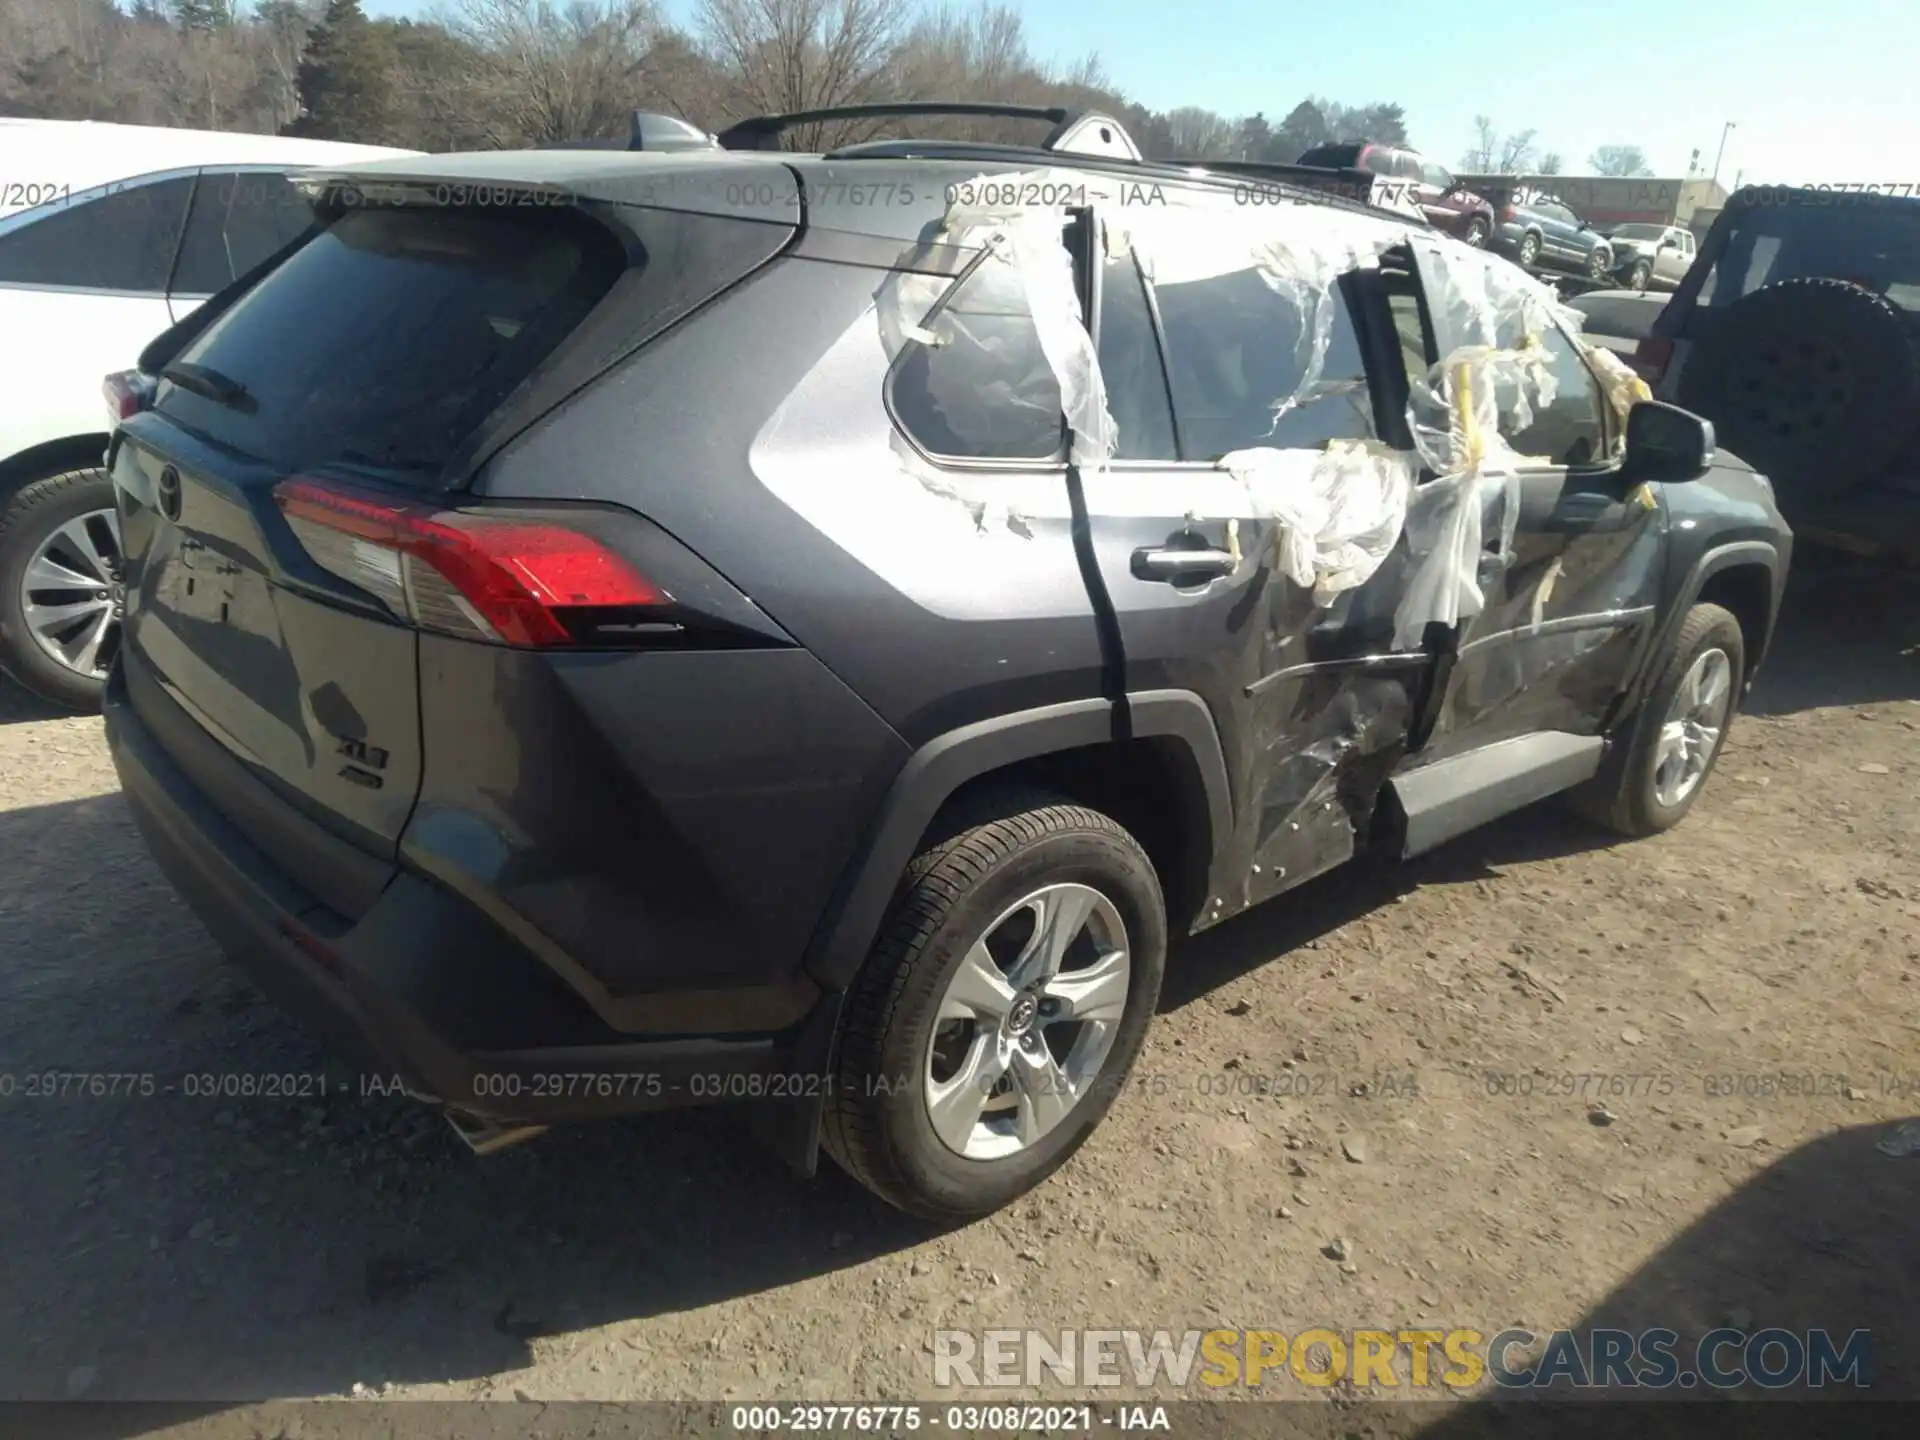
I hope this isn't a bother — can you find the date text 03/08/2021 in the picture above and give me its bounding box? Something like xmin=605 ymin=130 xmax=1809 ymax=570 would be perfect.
xmin=728 ymin=1404 xmax=1168 ymax=1433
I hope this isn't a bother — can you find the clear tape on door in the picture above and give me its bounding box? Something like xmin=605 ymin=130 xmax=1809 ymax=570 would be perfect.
xmin=870 ymin=170 xmax=1626 ymax=644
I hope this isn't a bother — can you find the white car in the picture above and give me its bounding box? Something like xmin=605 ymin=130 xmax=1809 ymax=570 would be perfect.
xmin=0 ymin=120 xmax=414 ymax=709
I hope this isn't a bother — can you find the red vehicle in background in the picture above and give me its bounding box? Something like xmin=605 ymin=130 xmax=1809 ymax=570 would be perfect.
xmin=1296 ymin=141 xmax=1497 ymax=246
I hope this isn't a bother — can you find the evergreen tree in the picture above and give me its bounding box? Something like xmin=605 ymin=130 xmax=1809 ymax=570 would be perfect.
xmin=283 ymin=0 xmax=396 ymax=140
xmin=172 ymin=0 xmax=234 ymax=32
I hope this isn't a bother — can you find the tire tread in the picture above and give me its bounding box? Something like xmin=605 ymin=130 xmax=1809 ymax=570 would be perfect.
xmin=823 ymin=797 xmax=1149 ymax=1220
xmin=1567 ymin=602 xmax=1743 ymax=837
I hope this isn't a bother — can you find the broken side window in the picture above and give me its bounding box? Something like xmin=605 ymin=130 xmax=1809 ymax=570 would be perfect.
xmin=1499 ymin=320 xmax=1608 ymax=466
xmin=887 ymin=244 xmax=1066 ymax=462
xmin=1149 ymin=265 xmax=1376 ymax=462
xmin=1096 ymin=251 xmax=1178 ymax=461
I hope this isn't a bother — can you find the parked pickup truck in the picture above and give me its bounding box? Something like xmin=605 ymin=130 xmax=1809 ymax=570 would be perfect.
xmin=1602 ymin=223 xmax=1697 ymax=292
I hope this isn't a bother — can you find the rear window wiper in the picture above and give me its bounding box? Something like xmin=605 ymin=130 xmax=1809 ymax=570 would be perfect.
xmin=161 ymin=362 xmax=254 ymax=411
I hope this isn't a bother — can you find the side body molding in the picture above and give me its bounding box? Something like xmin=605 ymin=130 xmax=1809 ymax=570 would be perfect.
xmin=802 ymin=690 xmax=1233 ymax=992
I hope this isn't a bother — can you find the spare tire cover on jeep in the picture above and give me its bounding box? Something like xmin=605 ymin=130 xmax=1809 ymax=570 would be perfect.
xmin=1675 ymin=276 xmax=1918 ymax=500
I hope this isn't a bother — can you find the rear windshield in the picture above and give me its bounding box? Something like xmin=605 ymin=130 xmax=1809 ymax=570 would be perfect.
xmin=1697 ymin=203 xmax=1920 ymax=312
xmin=155 ymin=205 xmax=626 ymax=478
xmin=1298 ymin=144 xmax=1363 ymax=168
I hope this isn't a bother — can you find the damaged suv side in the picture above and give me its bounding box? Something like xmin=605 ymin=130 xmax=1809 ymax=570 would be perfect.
xmin=103 ymin=114 xmax=1790 ymax=1223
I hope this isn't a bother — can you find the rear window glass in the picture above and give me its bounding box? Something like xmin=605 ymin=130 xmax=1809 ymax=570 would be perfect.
xmin=1696 ymin=203 xmax=1920 ymax=311
xmin=0 ymin=176 xmax=193 ymax=292
xmin=1152 ymin=266 xmax=1375 ymax=460
xmin=155 ymin=206 xmax=625 ymax=477
xmin=888 ymin=246 xmax=1065 ymax=461
xmin=1299 ymin=144 xmax=1363 ymax=169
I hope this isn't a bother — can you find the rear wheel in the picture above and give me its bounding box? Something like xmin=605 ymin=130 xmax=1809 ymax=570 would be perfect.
xmin=1628 ymin=260 xmax=1652 ymax=292
xmin=0 ymin=467 xmax=122 ymax=712
xmin=823 ymin=795 xmax=1166 ymax=1221
xmin=1462 ymin=216 xmax=1490 ymax=247
xmin=1567 ymin=603 xmax=1744 ymax=838
xmin=1588 ymin=247 xmax=1610 ymax=281
xmin=1517 ymin=232 xmax=1542 ymax=268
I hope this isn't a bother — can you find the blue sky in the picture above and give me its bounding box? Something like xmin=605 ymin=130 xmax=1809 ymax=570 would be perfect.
xmin=365 ymin=0 xmax=1904 ymax=184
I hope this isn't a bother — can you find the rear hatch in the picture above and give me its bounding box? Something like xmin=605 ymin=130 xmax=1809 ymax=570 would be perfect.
xmin=113 ymin=161 xmax=796 ymax=916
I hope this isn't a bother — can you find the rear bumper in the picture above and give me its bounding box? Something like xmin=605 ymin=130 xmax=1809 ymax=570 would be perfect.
xmin=103 ymin=663 xmax=841 ymax=1129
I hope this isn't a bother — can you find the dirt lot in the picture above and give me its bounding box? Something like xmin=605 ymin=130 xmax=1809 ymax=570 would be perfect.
xmin=2 ymin=553 xmax=1916 ymax=1423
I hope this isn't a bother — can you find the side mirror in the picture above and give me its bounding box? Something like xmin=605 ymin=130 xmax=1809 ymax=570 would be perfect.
xmin=1623 ymin=401 xmax=1714 ymax=482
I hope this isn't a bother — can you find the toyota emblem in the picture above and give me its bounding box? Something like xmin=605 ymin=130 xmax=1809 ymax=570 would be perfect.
xmin=157 ymin=464 xmax=182 ymax=522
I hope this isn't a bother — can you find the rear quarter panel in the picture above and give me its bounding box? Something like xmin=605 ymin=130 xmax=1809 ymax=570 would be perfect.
xmin=0 ymin=289 xmax=170 ymax=469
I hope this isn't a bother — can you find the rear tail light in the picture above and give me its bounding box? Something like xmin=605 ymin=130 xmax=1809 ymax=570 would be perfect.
xmin=1633 ymin=335 xmax=1674 ymax=384
xmin=104 ymin=369 xmax=156 ymax=425
xmin=273 ymin=476 xmax=666 ymax=647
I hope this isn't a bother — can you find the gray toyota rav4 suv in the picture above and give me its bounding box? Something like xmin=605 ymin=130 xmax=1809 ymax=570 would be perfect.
xmin=102 ymin=104 xmax=1790 ymax=1221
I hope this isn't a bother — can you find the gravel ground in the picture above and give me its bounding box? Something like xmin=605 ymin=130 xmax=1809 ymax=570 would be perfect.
xmin=1 ymin=553 xmax=1915 ymax=1423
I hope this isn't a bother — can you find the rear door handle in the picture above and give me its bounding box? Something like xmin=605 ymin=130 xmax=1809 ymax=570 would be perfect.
xmin=1133 ymin=546 xmax=1237 ymax=581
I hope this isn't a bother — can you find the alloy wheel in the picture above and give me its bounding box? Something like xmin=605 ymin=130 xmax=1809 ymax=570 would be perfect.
xmin=1653 ymin=647 xmax=1734 ymax=808
xmin=923 ymin=882 xmax=1131 ymax=1161
xmin=20 ymin=507 xmax=124 ymax=680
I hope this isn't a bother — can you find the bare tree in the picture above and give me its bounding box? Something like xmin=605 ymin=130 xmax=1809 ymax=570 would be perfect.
xmin=440 ymin=0 xmax=660 ymax=145
xmin=1589 ymin=143 xmax=1653 ymax=177
xmin=1537 ymin=150 xmax=1563 ymax=175
xmin=1460 ymin=114 xmax=1537 ymax=174
xmin=1163 ymin=104 xmax=1234 ymax=158
xmin=635 ymin=24 xmax=728 ymax=127
xmin=696 ymin=0 xmax=910 ymax=149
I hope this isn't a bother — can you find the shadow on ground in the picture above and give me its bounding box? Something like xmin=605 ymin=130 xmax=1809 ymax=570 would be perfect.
xmin=1744 ymin=551 xmax=1919 ymax=715
xmin=0 ymin=674 xmax=76 ymax=725
xmin=1410 ymin=1120 xmax=1918 ymax=1435
xmin=0 ymin=790 xmax=938 ymax=1403
xmin=2 ymin=560 xmax=1911 ymax=1405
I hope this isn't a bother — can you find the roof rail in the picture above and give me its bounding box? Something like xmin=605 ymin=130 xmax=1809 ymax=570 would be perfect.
xmin=715 ymin=102 xmax=1140 ymax=160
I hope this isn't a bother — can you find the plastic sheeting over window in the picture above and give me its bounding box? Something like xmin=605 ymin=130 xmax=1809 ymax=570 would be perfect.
xmin=874 ymin=167 xmax=1628 ymax=639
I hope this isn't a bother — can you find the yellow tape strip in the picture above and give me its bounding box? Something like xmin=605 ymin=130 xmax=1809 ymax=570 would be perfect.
xmin=1454 ymin=361 xmax=1482 ymax=470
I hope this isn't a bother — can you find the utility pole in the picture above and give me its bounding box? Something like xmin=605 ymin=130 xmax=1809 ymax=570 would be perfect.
xmin=1709 ymin=121 xmax=1736 ymax=187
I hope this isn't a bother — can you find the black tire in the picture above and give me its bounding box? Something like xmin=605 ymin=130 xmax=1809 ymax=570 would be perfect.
xmin=0 ymin=466 xmax=120 ymax=712
xmin=1517 ymin=232 xmax=1542 ymax=268
xmin=1588 ymin=247 xmax=1610 ymax=281
xmin=1463 ymin=216 xmax=1490 ymax=248
xmin=1567 ymin=603 xmax=1745 ymax=838
xmin=823 ymin=794 xmax=1167 ymax=1221
xmin=1628 ymin=260 xmax=1652 ymax=292
xmin=1674 ymin=278 xmax=1918 ymax=501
